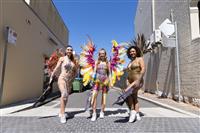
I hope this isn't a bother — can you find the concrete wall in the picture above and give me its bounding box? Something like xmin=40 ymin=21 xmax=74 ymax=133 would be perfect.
xmin=184 ymin=38 xmax=200 ymax=98
xmin=135 ymin=0 xmax=200 ymax=99
xmin=0 ymin=0 xmax=4 ymax=101
xmin=29 ymin=0 xmax=69 ymax=46
xmin=134 ymin=0 xmax=153 ymax=38
xmin=0 ymin=0 xmax=67 ymax=105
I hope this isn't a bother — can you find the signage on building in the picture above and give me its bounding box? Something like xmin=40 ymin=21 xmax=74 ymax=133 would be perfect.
xmin=6 ymin=26 xmax=17 ymax=45
xmin=162 ymin=34 xmax=176 ymax=48
xmin=159 ymin=18 xmax=175 ymax=38
xmin=159 ymin=19 xmax=176 ymax=48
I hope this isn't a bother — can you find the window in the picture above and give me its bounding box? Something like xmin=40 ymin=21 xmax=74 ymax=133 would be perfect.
xmin=190 ymin=5 xmax=200 ymax=39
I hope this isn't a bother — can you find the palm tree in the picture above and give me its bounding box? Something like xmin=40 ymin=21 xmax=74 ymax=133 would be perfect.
xmin=130 ymin=33 xmax=151 ymax=54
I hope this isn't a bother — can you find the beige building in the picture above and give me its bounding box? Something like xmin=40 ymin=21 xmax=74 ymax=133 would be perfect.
xmin=0 ymin=0 xmax=69 ymax=106
xmin=135 ymin=0 xmax=200 ymax=101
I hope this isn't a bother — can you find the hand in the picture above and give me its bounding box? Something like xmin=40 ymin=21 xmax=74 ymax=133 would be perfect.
xmin=122 ymin=88 xmax=125 ymax=93
xmin=49 ymin=75 xmax=54 ymax=84
xmin=109 ymin=80 xmax=113 ymax=88
xmin=124 ymin=86 xmax=132 ymax=92
xmin=124 ymin=80 xmax=140 ymax=92
xmin=90 ymin=80 xmax=94 ymax=86
xmin=133 ymin=80 xmax=140 ymax=88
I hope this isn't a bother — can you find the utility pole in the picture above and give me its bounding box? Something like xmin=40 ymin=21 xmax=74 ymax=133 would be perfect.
xmin=170 ymin=9 xmax=181 ymax=102
xmin=0 ymin=27 xmax=9 ymax=104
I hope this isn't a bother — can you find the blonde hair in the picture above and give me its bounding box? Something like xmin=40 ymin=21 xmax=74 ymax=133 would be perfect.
xmin=96 ymin=48 xmax=109 ymax=74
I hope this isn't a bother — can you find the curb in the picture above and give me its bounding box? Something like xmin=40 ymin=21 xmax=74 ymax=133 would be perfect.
xmin=138 ymin=95 xmax=200 ymax=118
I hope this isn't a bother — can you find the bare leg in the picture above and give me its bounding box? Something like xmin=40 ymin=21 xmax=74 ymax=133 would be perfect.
xmin=91 ymin=90 xmax=98 ymax=113
xmin=91 ymin=89 xmax=98 ymax=121
xmin=126 ymin=80 xmax=133 ymax=110
xmin=60 ymin=93 xmax=68 ymax=114
xmin=126 ymin=96 xmax=132 ymax=110
xmin=58 ymin=80 xmax=69 ymax=115
xmin=58 ymin=80 xmax=69 ymax=123
xmin=127 ymin=95 xmax=134 ymax=110
xmin=132 ymin=88 xmax=140 ymax=112
xmin=133 ymin=90 xmax=141 ymax=121
xmin=128 ymin=94 xmax=137 ymax=123
xmin=101 ymin=92 xmax=107 ymax=112
xmin=132 ymin=92 xmax=139 ymax=112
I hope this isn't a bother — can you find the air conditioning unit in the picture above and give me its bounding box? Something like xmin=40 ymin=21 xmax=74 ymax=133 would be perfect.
xmin=150 ymin=33 xmax=154 ymax=44
xmin=149 ymin=29 xmax=162 ymax=44
xmin=154 ymin=29 xmax=161 ymax=43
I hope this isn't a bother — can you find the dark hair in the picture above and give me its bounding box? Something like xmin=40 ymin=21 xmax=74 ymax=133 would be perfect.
xmin=67 ymin=45 xmax=72 ymax=48
xmin=126 ymin=46 xmax=142 ymax=59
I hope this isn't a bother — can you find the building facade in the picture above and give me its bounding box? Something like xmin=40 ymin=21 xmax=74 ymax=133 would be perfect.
xmin=0 ymin=0 xmax=69 ymax=105
xmin=135 ymin=0 xmax=200 ymax=100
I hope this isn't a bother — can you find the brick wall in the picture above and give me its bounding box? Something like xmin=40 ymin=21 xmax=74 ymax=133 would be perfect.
xmin=135 ymin=0 xmax=200 ymax=99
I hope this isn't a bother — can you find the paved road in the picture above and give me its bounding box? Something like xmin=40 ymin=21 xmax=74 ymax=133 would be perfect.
xmin=1 ymin=89 xmax=200 ymax=133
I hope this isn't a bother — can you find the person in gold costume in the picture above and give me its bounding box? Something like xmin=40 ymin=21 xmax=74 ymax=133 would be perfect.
xmin=125 ymin=45 xmax=145 ymax=123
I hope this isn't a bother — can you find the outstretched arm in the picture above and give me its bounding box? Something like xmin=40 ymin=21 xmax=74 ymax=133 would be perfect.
xmin=50 ymin=57 xmax=63 ymax=81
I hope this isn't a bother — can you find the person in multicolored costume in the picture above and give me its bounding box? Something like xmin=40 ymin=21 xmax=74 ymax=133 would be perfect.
xmin=90 ymin=48 xmax=111 ymax=121
xmin=80 ymin=38 xmax=126 ymax=121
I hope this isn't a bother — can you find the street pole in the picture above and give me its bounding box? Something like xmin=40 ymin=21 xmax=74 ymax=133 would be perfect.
xmin=174 ymin=21 xmax=181 ymax=102
xmin=171 ymin=9 xmax=181 ymax=102
xmin=0 ymin=27 xmax=9 ymax=104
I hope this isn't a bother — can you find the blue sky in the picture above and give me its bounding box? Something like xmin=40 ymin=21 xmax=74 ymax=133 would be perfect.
xmin=53 ymin=0 xmax=138 ymax=59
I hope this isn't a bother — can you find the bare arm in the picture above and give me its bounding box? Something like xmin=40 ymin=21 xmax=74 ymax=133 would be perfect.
xmin=137 ymin=57 xmax=146 ymax=82
xmin=71 ymin=60 xmax=79 ymax=80
xmin=108 ymin=62 xmax=113 ymax=86
xmin=50 ymin=57 xmax=63 ymax=78
xmin=92 ymin=61 xmax=98 ymax=80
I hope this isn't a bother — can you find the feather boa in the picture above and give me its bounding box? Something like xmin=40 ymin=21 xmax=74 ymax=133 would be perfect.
xmin=47 ymin=49 xmax=64 ymax=72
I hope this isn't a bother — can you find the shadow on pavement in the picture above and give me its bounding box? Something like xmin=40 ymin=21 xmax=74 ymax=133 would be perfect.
xmin=114 ymin=117 xmax=129 ymax=123
xmin=9 ymin=93 xmax=60 ymax=114
xmin=38 ymin=110 xmax=86 ymax=120
xmin=105 ymin=109 xmax=127 ymax=116
xmin=114 ymin=112 xmax=145 ymax=123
